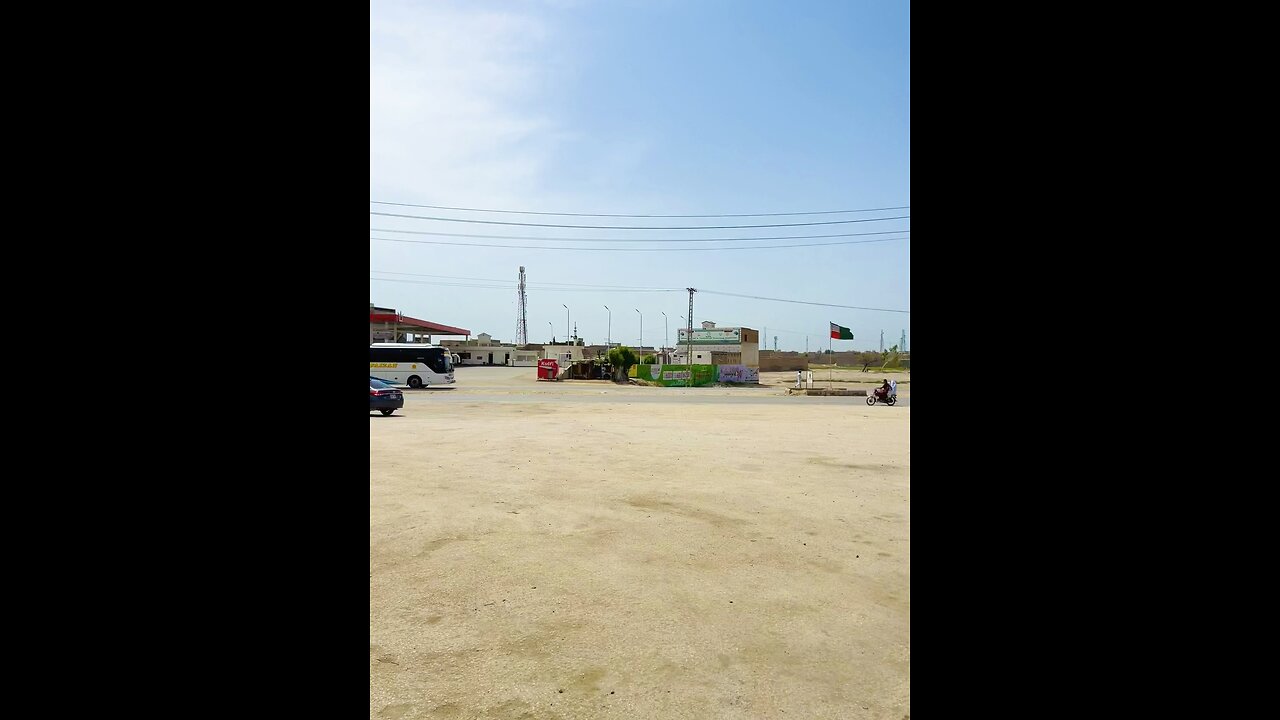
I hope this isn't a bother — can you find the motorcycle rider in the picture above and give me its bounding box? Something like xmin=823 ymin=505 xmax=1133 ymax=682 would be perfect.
xmin=878 ymin=378 xmax=892 ymax=399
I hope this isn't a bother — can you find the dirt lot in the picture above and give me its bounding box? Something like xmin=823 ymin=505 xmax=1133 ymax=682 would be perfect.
xmin=371 ymin=367 xmax=910 ymax=719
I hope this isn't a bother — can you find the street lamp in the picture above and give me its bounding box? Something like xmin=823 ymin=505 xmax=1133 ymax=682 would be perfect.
xmin=679 ymin=316 xmax=685 ymax=363
xmin=661 ymin=311 xmax=667 ymax=363
xmin=563 ymin=304 xmax=569 ymax=344
xmin=635 ymin=309 xmax=642 ymax=361
xmin=603 ymin=305 xmax=610 ymax=346
xmin=548 ymin=321 xmax=553 ymax=342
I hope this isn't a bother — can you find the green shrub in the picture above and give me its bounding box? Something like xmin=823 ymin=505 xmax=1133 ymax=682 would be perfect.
xmin=607 ymin=346 xmax=638 ymax=381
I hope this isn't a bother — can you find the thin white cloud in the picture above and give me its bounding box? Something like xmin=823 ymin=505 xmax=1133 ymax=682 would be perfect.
xmin=369 ymin=1 xmax=559 ymax=205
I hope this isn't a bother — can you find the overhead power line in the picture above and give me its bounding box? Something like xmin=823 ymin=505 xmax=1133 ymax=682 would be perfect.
xmin=370 ymin=235 xmax=909 ymax=252
xmin=371 ymin=270 xmax=678 ymax=291
xmin=369 ymin=227 xmax=909 ymax=243
xmin=700 ymin=289 xmax=910 ymax=314
xmin=370 ymin=199 xmax=909 ymax=219
xmin=370 ymin=277 xmax=677 ymax=292
xmin=369 ymin=210 xmax=909 ymax=230
xmin=370 ymin=277 xmax=511 ymax=289
xmin=370 ymin=277 xmax=907 ymax=311
xmin=767 ymin=327 xmax=836 ymax=338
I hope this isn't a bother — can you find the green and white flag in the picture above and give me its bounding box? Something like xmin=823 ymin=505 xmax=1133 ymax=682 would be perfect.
xmin=829 ymin=322 xmax=853 ymax=340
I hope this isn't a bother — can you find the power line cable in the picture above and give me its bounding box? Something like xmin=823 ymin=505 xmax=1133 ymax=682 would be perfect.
xmin=370 ymin=211 xmax=909 ymax=230
xmin=370 ymin=278 xmax=512 ymax=289
xmin=765 ymin=327 xmax=834 ymax=338
xmin=699 ymin=289 xmax=909 ymax=314
xmin=371 ymin=270 xmax=678 ymax=290
xmin=370 ymin=277 xmax=677 ymax=292
xmin=370 ymin=235 xmax=908 ymax=252
xmin=371 ymin=225 xmax=911 ymax=242
xmin=370 ymin=199 xmax=909 ymax=219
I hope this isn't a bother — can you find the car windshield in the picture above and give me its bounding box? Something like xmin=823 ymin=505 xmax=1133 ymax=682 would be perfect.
xmin=370 ymin=379 xmax=389 ymax=389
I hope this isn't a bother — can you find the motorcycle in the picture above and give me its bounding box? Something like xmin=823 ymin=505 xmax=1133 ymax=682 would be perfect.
xmin=866 ymin=387 xmax=897 ymax=406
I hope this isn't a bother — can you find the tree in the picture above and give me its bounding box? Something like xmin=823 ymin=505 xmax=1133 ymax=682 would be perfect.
xmin=607 ymin=346 xmax=638 ymax=382
xmin=641 ymin=354 xmax=657 ymax=364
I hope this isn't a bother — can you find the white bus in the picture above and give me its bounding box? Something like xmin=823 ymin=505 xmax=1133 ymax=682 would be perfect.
xmin=369 ymin=343 xmax=455 ymax=388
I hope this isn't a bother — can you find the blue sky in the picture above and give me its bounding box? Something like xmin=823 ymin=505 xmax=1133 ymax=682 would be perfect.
xmin=370 ymin=0 xmax=909 ymax=352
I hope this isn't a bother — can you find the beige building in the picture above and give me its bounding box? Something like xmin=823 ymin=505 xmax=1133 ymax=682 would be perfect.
xmin=441 ymin=333 xmax=520 ymax=366
xmin=511 ymin=350 xmax=540 ymax=366
xmin=540 ymin=343 xmax=587 ymax=364
xmin=672 ymin=321 xmax=760 ymax=367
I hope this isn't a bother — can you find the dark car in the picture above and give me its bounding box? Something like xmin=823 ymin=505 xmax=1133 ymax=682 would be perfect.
xmin=370 ymin=378 xmax=404 ymax=416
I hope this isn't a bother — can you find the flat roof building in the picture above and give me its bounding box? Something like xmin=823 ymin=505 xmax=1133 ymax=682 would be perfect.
xmin=672 ymin=321 xmax=759 ymax=367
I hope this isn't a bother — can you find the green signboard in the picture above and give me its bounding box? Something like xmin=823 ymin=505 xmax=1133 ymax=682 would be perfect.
xmin=676 ymin=328 xmax=742 ymax=345
xmin=630 ymin=364 xmax=717 ymax=386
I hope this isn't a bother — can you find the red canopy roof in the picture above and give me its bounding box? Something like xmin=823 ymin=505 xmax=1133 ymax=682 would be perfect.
xmin=369 ymin=313 xmax=470 ymax=336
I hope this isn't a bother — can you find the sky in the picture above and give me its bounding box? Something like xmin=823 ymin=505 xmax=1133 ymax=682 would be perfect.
xmin=370 ymin=0 xmax=909 ymax=352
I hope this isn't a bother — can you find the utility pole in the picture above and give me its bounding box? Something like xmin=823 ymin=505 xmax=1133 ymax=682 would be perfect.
xmin=774 ymin=335 xmax=778 ymax=352
xmin=686 ymin=288 xmax=696 ymax=387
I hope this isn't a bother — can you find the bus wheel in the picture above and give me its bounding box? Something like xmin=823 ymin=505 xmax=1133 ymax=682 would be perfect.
xmin=408 ymin=376 xmax=423 ymax=388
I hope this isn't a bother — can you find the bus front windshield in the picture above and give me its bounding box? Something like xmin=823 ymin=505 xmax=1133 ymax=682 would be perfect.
xmin=426 ymin=351 xmax=452 ymax=374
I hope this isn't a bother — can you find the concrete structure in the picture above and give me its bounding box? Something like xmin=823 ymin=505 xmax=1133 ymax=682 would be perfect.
xmin=759 ymin=351 xmax=810 ymax=371
xmin=370 ymin=305 xmax=470 ymax=343
xmin=803 ymin=351 xmax=910 ymax=370
xmin=441 ymin=333 xmax=521 ymax=366
xmin=540 ymin=343 xmax=587 ymax=364
xmin=673 ymin=322 xmax=759 ymax=367
xmin=511 ymin=350 xmax=539 ymax=366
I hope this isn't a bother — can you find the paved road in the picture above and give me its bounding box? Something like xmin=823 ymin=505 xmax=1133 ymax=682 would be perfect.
xmin=398 ymin=366 xmax=911 ymax=407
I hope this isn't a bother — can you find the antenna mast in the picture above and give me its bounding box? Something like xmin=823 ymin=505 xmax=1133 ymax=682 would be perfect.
xmin=516 ymin=266 xmax=528 ymax=345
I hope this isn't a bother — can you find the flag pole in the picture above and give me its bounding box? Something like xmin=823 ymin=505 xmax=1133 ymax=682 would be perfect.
xmin=829 ymin=330 xmax=833 ymax=388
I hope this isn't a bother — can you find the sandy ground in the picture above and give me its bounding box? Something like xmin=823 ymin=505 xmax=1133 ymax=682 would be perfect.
xmin=371 ymin=367 xmax=910 ymax=719
xmin=760 ymin=369 xmax=911 ymax=392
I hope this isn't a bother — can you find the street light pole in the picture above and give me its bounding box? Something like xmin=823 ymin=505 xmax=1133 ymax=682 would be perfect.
xmin=661 ymin=311 xmax=667 ymax=363
xmin=635 ymin=309 xmax=642 ymax=362
xmin=563 ymin=304 xmax=569 ymax=344
xmin=547 ymin=321 xmax=553 ymax=343
xmin=679 ymin=316 xmax=685 ymax=362
xmin=603 ymin=305 xmax=610 ymax=346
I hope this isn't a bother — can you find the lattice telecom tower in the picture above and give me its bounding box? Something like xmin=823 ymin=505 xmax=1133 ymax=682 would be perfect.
xmin=516 ymin=266 xmax=528 ymax=346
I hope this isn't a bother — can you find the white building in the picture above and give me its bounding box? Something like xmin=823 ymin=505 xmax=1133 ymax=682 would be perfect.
xmin=442 ymin=333 xmax=518 ymax=366
xmin=511 ymin=350 xmax=540 ymax=366
xmin=539 ymin=343 xmax=587 ymax=364
xmin=672 ymin=321 xmax=760 ymax=367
